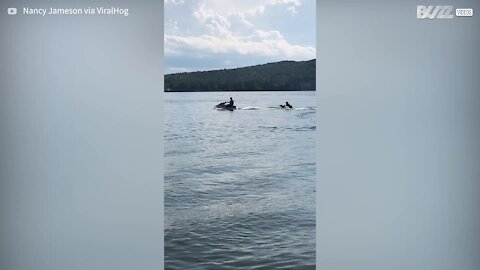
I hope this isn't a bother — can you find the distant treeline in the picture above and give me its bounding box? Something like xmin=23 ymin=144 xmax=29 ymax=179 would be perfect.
xmin=165 ymin=59 xmax=315 ymax=92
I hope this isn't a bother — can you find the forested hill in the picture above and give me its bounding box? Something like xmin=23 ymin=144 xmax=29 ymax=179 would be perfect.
xmin=165 ymin=59 xmax=315 ymax=92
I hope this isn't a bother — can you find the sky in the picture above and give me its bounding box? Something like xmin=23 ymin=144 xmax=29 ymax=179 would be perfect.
xmin=164 ymin=0 xmax=316 ymax=74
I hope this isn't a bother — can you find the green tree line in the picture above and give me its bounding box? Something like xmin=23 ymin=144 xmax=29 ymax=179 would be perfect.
xmin=165 ymin=59 xmax=315 ymax=92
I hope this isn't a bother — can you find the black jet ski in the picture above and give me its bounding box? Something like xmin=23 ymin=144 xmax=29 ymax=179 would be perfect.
xmin=214 ymin=102 xmax=236 ymax=111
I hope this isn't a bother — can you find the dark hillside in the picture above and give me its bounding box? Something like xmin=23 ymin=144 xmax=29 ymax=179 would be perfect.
xmin=165 ymin=59 xmax=315 ymax=92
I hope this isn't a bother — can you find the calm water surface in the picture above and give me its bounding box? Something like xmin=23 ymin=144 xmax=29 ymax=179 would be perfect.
xmin=165 ymin=91 xmax=315 ymax=269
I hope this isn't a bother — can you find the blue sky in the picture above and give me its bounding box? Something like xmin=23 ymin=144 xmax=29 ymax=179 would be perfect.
xmin=164 ymin=0 xmax=316 ymax=74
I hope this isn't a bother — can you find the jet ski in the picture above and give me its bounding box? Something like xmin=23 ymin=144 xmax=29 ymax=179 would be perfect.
xmin=214 ymin=102 xmax=236 ymax=111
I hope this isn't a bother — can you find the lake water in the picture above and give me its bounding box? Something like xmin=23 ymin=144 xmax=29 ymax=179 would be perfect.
xmin=165 ymin=91 xmax=316 ymax=269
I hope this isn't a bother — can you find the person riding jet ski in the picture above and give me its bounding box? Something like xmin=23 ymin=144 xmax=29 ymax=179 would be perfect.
xmin=214 ymin=97 xmax=236 ymax=111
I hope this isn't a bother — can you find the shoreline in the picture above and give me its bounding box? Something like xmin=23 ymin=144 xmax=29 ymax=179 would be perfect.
xmin=164 ymin=90 xmax=316 ymax=93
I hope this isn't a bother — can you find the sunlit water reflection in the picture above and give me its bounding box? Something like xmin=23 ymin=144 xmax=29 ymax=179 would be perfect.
xmin=165 ymin=91 xmax=315 ymax=269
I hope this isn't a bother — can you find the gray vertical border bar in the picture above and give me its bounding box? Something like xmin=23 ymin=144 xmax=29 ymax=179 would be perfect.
xmin=316 ymin=0 xmax=480 ymax=269
xmin=0 ymin=0 xmax=165 ymax=269
xmin=160 ymin=1 xmax=165 ymax=268
xmin=315 ymin=1 xmax=320 ymax=267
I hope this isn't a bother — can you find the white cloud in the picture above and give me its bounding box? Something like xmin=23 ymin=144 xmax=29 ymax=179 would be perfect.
xmin=164 ymin=0 xmax=184 ymax=5
xmin=165 ymin=19 xmax=180 ymax=34
xmin=193 ymin=2 xmax=232 ymax=37
xmin=165 ymin=32 xmax=315 ymax=60
xmin=253 ymin=30 xmax=284 ymax=40
xmin=165 ymin=67 xmax=191 ymax=74
xmin=196 ymin=0 xmax=301 ymax=17
xmin=287 ymin=6 xmax=298 ymax=15
xmin=190 ymin=0 xmax=304 ymax=33
xmin=165 ymin=0 xmax=315 ymax=67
